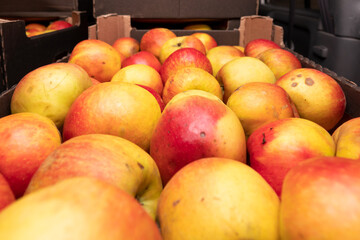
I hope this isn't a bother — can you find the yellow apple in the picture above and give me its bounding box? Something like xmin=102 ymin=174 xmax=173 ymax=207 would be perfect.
xmin=191 ymin=32 xmax=217 ymax=52
xmin=332 ymin=117 xmax=360 ymax=159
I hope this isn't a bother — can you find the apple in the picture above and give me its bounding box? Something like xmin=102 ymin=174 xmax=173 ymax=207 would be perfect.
xmin=159 ymin=36 xmax=206 ymax=63
xmin=157 ymin=157 xmax=280 ymax=239
xmin=276 ymin=68 xmax=346 ymax=130
xmin=140 ymin=28 xmax=177 ymax=59
xmin=206 ymin=45 xmax=244 ymax=80
xmin=137 ymin=84 xmax=165 ymax=112
xmin=0 ymin=112 xmax=61 ymax=198
xmin=233 ymin=45 xmax=245 ymax=53
xmin=62 ymin=82 xmax=161 ymax=151
xmin=258 ymin=48 xmax=302 ymax=79
xmin=162 ymin=66 xmax=223 ymax=105
xmin=160 ymin=48 xmax=213 ymax=84
xmin=111 ymin=64 xmax=163 ymax=95
xmin=184 ymin=24 xmax=211 ymax=30
xmin=1 ymin=177 xmax=162 ymax=239
xmin=68 ymin=39 xmax=122 ymax=83
xmin=112 ymin=37 xmax=140 ymax=59
xmin=90 ymin=77 xmax=101 ymax=85
xmin=217 ymin=56 xmax=276 ymax=102
xmin=10 ymin=62 xmax=93 ymax=128
xmin=227 ymin=82 xmax=299 ymax=138
xmin=25 ymin=23 xmax=46 ymax=32
xmin=191 ymin=32 xmax=218 ymax=52
xmin=0 ymin=173 xmax=15 ymax=211
xmin=280 ymin=156 xmax=360 ymax=239
xmin=332 ymin=117 xmax=360 ymax=159
xmin=150 ymin=90 xmax=246 ymax=184
xmin=247 ymin=117 xmax=336 ymax=196
xmin=46 ymin=20 xmax=72 ymax=30
xmin=121 ymin=51 xmax=162 ymax=72
xmin=244 ymin=38 xmax=281 ymax=58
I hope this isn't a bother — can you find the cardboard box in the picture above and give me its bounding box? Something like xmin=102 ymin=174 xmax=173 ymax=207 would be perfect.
xmin=0 ymin=11 xmax=88 ymax=93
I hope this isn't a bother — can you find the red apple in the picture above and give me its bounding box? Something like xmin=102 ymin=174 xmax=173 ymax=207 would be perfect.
xmin=191 ymin=32 xmax=218 ymax=52
xmin=150 ymin=90 xmax=246 ymax=185
xmin=159 ymin=35 xmax=206 ymax=63
xmin=0 ymin=173 xmax=15 ymax=211
xmin=280 ymin=156 xmax=360 ymax=239
xmin=112 ymin=37 xmax=140 ymax=59
xmin=122 ymin=51 xmax=162 ymax=72
xmin=47 ymin=20 xmax=72 ymax=30
xmin=137 ymin=84 xmax=165 ymax=112
xmin=160 ymin=48 xmax=213 ymax=84
xmin=140 ymin=28 xmax=177 ymax=59
xmin=0 ymin=112 xmax=62 ymax=198
xmin=247 ymin=118 xmax=336 ymax=196
xmin=258 ymin=48 xmax=302 ymax=79
xmin=0 ymin=177 xmax=162 ymax=239
xmin=244 ymin=38 xmax=281 ymax=58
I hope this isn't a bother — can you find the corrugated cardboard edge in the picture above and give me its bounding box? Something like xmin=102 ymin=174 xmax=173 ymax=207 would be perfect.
xmin=89 ymin=14 xmax=131 ymax=45
xmin=239 ymin=15 xmax=285 ymax=47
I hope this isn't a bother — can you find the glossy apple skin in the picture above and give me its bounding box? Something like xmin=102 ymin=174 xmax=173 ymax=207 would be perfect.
xmin=0 ymin=113 xmax=62 ymax=198
xmin=140 ymin=28 xmax=177 ymax=58
xmin=280 ymin=156 xmax=360 ymax=240
xmin=112 ymin=37 xmax=140 ymax=58
xmin=0 ymin=177 xmax=162 ymax=240
xmin=0 ymin=174 xmax=15 ymax=211
xmin=160 ymin=48 xmax=213 ymax=84
xmin=158 ymin=157 xmax=280 ymax=240
xmin=47 ymin=20 xmax=72 ymax=30
xmin=276 ymin=68 xmax=346 ymax=130
xmin=159 ymin=36 xmax=206 ymax=63
xmin=247 ymin=118 xmax=336 ymax=196
xmin=258 ymin=48 xmax=302 ymax=79
xmin=244 ymin=38 xmax=281 ymax=58
xmin=332 ymin=117 xmax=360 ymax=159
xmin=150 ymin=90 xmax=246 ymax=185
xmin=191 ymin=32 xmax=218 ymax=52
xmin=26 ymin=134 xmax=162 ymax=219
xmin=121 ymin=51 xmax=161 ymax=72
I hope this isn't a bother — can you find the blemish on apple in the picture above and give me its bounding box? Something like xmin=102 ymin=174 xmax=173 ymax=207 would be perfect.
xmin=137 ymin=162 xmax=144 ymax=170
xmin=200 ymin=131 xmax=206 ymax=138
xmin=305 ymin=77 xmax=314 ymax=86
xmin=262 ymin=133 xmax=266 ymax=144
xmin=297 ymin=74 xmax=302 ymax=77
xmin=172 ymin=199 xmax=180 ymax=207
xmin=291 ymin=82 xmax=298 ymax=87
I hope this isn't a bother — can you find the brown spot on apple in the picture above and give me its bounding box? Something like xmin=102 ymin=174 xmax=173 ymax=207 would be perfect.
xmin=291 ymin=82 xmax=298 ymax=87
xmin=262 ymin=133 xmax=266 ymax=144
xmin=305 ymin=77 xmax=314 ymax=86
xmin=137 ymin=162 xmax=144 ymax=170
xmin=291 ymin=77 xmax=295 ymax=81
xmin=297 ymin=74 xmax=302 ymax=77
xmin=173 ymin=199 xmax=180 ymax=207
xmin=200 ymin=131 xmax=206 ymax=138
xmin=27 ymin=86 xmax=33 ymax=93
xmin=200 ymin=197 xmax=205 ymax=202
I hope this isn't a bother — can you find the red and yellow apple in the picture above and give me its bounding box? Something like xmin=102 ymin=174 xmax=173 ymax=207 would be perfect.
xmin=150 ymin=90 xmax=246 ymax=184
xmin=157 ymin=157 xmax=280 ymax=240
xmin=0 ymin=174 xmax=15 ymax=211
xmin=112 ymin=37 xmax=140 ymax=59
xmin=62 ymin=82 xmax=161 ymax=151
xmin=121 ymin=51 xmax=162 ymax=72
xmin=247 ymin=117 xmax=336 ymax=196
xmin=68 ymin=39 xmax=122 ymax=83
xmin=244 ymin=38 xmax=281 ymax=58
xmin=276 ymin=68 xmax=346 ymax=130
xmin=160 ymin=48 xmax=213 ymax=84
xmin=332 ymin=117 xmax=360 ymax=159
xmin=47 ymin=20 xmax=72 ymax=30
xmin=159 ymin=35 xmax=206 ymax=63
xmin=0 ymin=177 xmax=162 ymax=239
xmin=184 ymin=24 xmax=211 ymax=30
xmin=140 ymin=28 xmax=177 ymax=59
xmin=280 ymin=156 xmax=360 ymax=239
xmin=25 ymin=23 xmax=46 ymax=32
xmin=137 ymin=84 xmax=165 ymax=112
xmin=10 ymin=62 xmax=93 ymax=128
xmin=191 ymin=32 xmax=217 ymax=52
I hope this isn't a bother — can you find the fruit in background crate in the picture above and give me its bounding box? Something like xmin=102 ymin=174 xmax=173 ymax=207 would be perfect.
xmin=157 ymin=157 xmax=280 ymax=240
xmin=247 ymin=118 xmax=336 ymax=196
xmin=206 ymin=45 xmax=244 ymax=80
xmin=10 ymin=62 xmax=93 ymax=128
xmin=0 ymin=174 xmax=15 ymax=211
xmin=46 ymin=20 xmax=72 ymax=30
xmin=150 ymin=90 xmax=246 ymax=185
xmin=159 ymin=36 xmax=206 ymax=64
xmin=276 ymin=68 xmax=346 ymax=131
xmin=140 ymin=28 xmax=177 ymax=59
xmin=191 ymin=32 xmax=218 ymax=52
xmin=280 ymin=156 xmax=360 ymax=239
xmin=244 ymin=38 xmax=281 ymax=58
xmin=0 ymin=177 xmax=162 ymax=240
xmin=0 ymin=112 xmax=61 ymax=198
xmin=217 ymin=56 xmax=276 ymax=102
xmin=258 ymin=48 xmax=302 ymax=80
xmin=25 ymin=23 xmax=46 ymax=32
xmin=137 ymin=84 xmax=165 ymax=112
xmin=227 ymin=82 xmax=299 ymax=138
xmin=233 ymin=45 xmax=245 ymax=53
xmin=184 ymin=24 xmax=212 ymax=30
xmin=26 ymin=134 xmax=162 ymax=219
xmin=121 ymin=51 xmax=162 ymax=73
xmin=69 ymin=39 xmax=122 ymax=83
xmin=111 ymin=64 xmax=163 ymax=95
xmin=62 ymin=82 xmax=161 ymax=151
xmin=332 ymin=117 xmax=360 ymax=159
xmin=162 ymin=67 xmax=223 ymax=105
xmin=112 ymin=37 xmax=140 ymax=59
xmin=160 ymin=48 xmax=213 ymax=84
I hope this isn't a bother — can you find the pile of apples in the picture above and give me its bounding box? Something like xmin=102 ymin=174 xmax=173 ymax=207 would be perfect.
xmin=25 ymin=20 xmax=73 ymax=37
xmin=0 ymin=26 xmax=359 ymax=240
